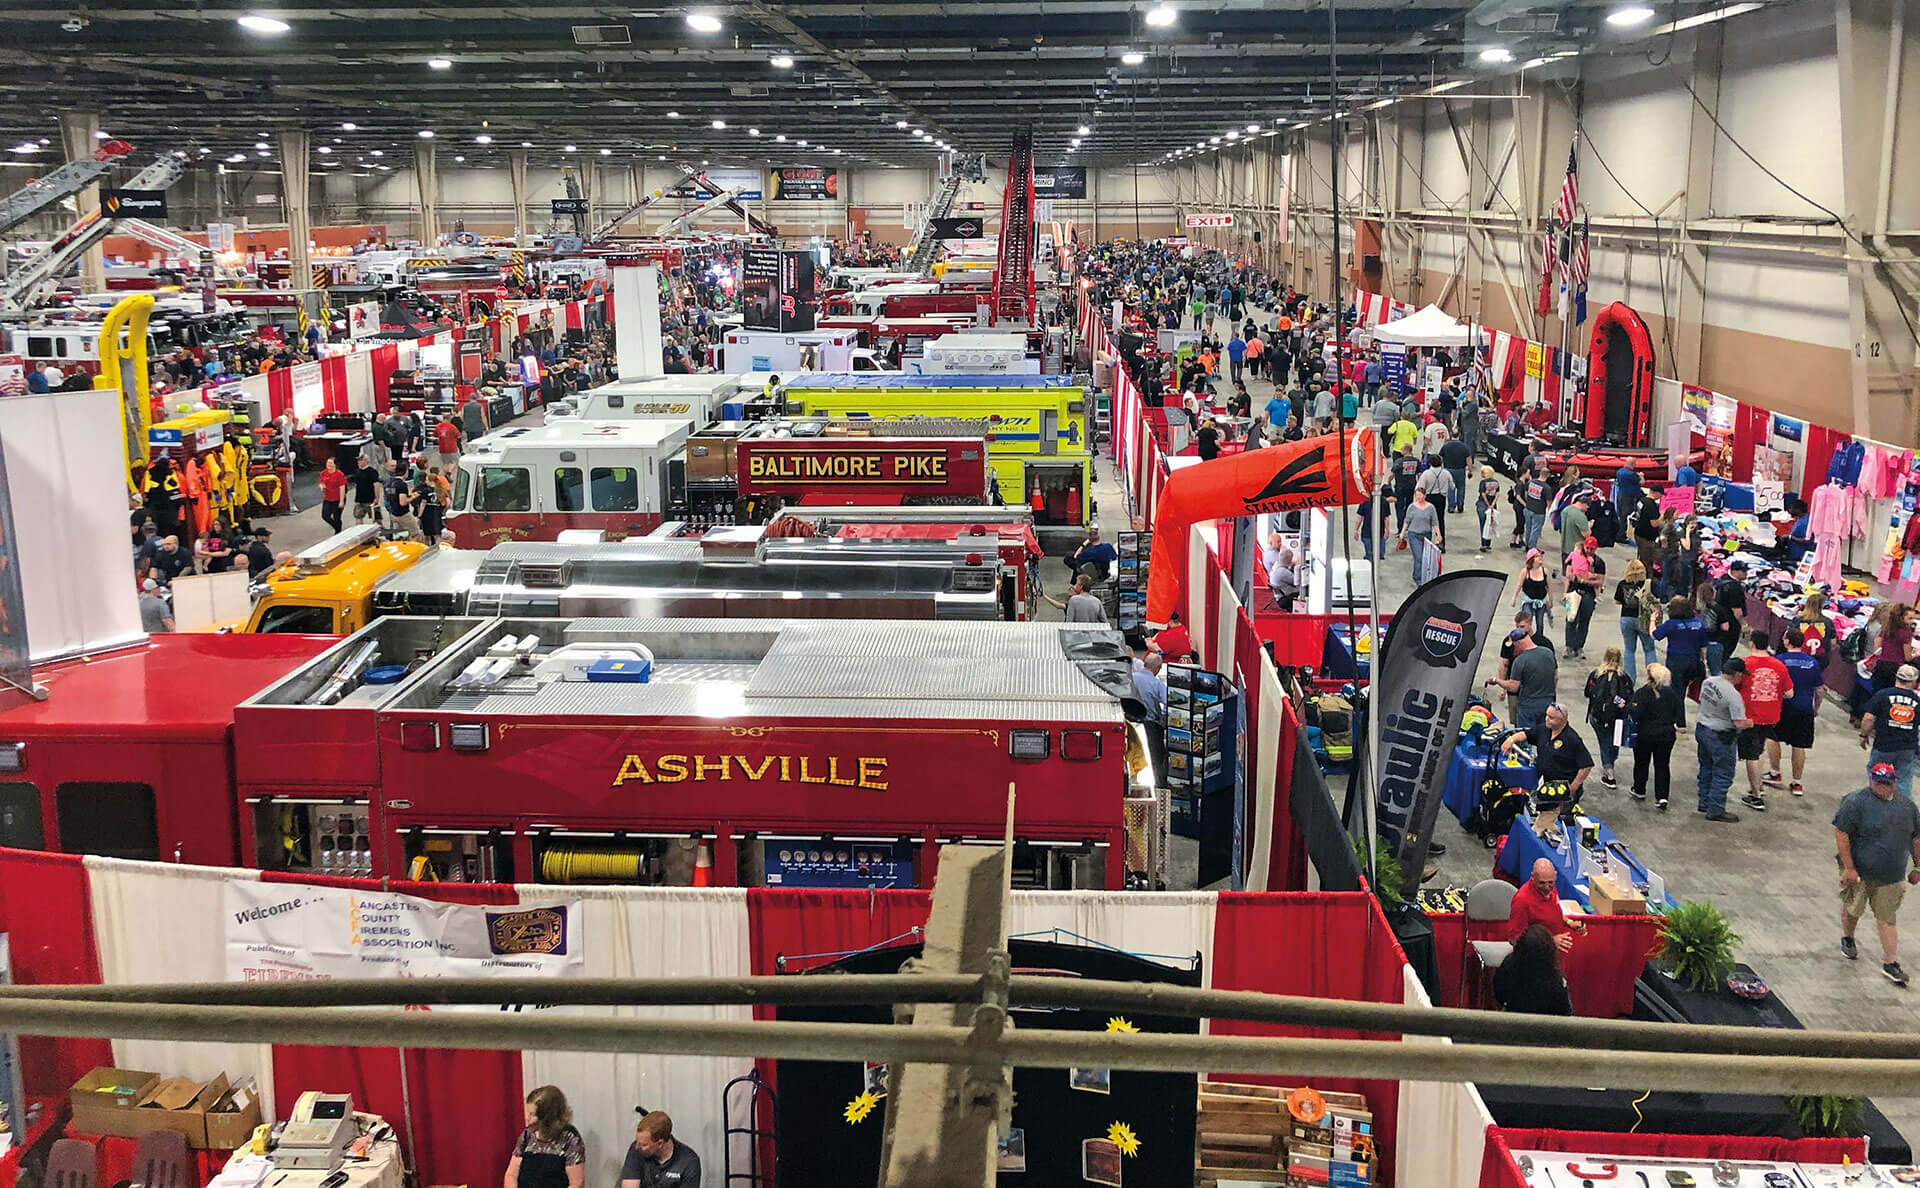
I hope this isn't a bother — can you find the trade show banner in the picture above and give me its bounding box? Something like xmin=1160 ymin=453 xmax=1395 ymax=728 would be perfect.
xmin=1033 ymin=167 xmax=1087 ymax=199
xmin=741 ymin=247 xmax=780 ymax=331
xmin=1373 ymin=569 xmax=1508 ymax=899
xmin=224 ymin=882 xmax=584 ymax=992
xmin=779 ymin=247 xmax=818 ymax=332
xmin=768 ymin=166 xmax=838 ymax=201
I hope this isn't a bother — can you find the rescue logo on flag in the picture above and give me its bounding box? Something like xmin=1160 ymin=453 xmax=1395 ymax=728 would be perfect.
xmin=1418 ymin=605 xmax=1479 ymax=666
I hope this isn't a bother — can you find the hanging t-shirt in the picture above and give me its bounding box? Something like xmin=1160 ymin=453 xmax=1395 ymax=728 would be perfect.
xmin=1742 ymin=653 xmax=1788 ymax=727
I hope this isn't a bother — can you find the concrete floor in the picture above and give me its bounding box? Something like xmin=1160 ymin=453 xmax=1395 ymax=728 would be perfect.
xmin=257 ymin=339 xmax=1919 ymax=1142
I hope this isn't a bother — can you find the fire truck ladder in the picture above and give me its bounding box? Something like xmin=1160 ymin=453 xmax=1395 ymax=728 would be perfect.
xmin=0 ymin=139 xmax=134 ymax=235
xmin=588 ymin=185 xmax=673 ymax=243
xmin=678 ymin=165 xmax=776 ymax=237
xmin=991 ymin=129 xmax=1037 ymax=325
xmin=0 ymin=153 xmax=188 ymax=314
xmin=904 ymin=154 xmax=985 ymax=276
xmin=660 ymin=184 xmax=749 ymax=236
xmin=560 ymin=170 xmax=588 ymax=237
xmin=119 ymin=219 xmax=245 ymax=281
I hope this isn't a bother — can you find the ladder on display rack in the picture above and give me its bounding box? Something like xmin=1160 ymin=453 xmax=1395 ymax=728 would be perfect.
xmin=991 ymin=128 xmax=1036 ymax=325
xmin=0 ymin=138 xmax=134 ymax=235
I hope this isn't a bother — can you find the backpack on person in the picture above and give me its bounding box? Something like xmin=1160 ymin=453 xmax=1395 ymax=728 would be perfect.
xmin=1842 ymin=624 xmax=1875 ymax=662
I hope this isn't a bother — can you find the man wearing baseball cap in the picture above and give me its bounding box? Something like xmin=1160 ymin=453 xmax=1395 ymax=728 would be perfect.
xmin=1834 ymin=760 xmax=1920 ymax=987
xmin=1859 ymin=663 xmax=1920 ymax=801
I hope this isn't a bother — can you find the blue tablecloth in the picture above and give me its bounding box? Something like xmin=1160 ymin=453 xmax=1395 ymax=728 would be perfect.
xmin=1497 ymin=811 xmax=1677 ymax=910
xmin=1323 ymin=622 xmax=1388 ymax=679
xmin=1440 ymin=738 xmax=1539 ymax=828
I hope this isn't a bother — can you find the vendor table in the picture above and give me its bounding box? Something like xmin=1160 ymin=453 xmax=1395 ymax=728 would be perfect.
xmin=1429 ymin=912 xmax=1660 ymax=1018
xmin=0 ymin=1099 xmax=66 ymax=1188
xmin=1440 ymin=738 xmax=1538 ymax=828
xmin=304 ymin=432 xmax=370 ymax=470
xmin=1475 ymin=1084 xmax=1911 ymax=1164
xmin=218 ymin=1126 xmax=402 ymax=1188
xmin=67 ymin=1123 xmax=227 ymax=1186
xmin=1322 ymin=621 xmax=1387 ymax=680
xmin=1496 ymin=813 xmax=1676 ymax=910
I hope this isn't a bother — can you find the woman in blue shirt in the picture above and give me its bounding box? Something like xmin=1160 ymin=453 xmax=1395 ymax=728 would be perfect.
xmin=1653 ymin=596 xmax=1710 ymax=697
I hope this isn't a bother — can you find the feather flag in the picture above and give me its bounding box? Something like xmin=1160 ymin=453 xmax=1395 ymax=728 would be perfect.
xmin=1572 ymin=215 xmax=1592 ymax=326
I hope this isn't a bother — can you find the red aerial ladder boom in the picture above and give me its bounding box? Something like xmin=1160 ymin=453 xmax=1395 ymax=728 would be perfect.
xmin=991 ymin=127 xmax=1036 ymax=325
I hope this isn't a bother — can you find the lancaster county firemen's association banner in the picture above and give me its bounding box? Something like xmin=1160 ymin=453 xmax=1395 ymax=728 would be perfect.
xmin=1371 ymin=569 xmax=1508 ymax=899
xmin=224 ymin=882 xmax=584 ymax=989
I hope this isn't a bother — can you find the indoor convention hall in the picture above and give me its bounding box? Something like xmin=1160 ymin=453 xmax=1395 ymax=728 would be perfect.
xmin=2 ymin=1 xmax=1919 ymax=1185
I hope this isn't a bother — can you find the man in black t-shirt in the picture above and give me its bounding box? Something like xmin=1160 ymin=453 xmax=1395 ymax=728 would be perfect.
xmin=1520 ymin=467 xmax=1556 ymax=552
xmin=351 ymin=458 xmax=382 ymax=525
xmin=244 ymin=528 xmax=276 ymax=578
xmin=1710 ymin=560 xmax=1750 ymax=672
xmin=1390 ymin=447 xmax=1420 ymax=532
xmin=620 ymin=1111 xmax=700 ymax=1188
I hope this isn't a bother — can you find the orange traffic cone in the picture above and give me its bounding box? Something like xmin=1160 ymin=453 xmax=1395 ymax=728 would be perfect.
xmin=692 ymin=840 xmax=713 ymax=887
xmin=1030 ymin=477 xmax=1045 ymax=513
xmin=1066 ymin=484 xmax=1082 ymax=526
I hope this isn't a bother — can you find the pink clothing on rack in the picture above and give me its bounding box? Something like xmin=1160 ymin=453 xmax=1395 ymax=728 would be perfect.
xmin=1810 ymin=482 xmax=1868 ymax=541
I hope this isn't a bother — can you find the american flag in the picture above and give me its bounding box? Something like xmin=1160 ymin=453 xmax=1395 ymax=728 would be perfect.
xmin=1571 ymin=214 xmax=1591 ymax=325
xmin=1552 ymin=141 xmax=1580 ymax=227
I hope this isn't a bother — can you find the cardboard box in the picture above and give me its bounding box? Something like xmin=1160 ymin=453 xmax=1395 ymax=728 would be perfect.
xmin=201 ymin=1075 xmax=263 ymax=1152
xmin=1588 ymin=871 xmax=1647 ymax=916
xmin=69 ymin=1067 xmax=159 ymax=1137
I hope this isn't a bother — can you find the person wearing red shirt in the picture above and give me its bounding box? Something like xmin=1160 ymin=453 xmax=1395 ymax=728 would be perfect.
xmin=315 ymin=456 xmax=348 ymax=534
xmin=1507 ymin=857 xmax=1587 ymax=952
xmin=1739 ymin=627 xmax=1789 ymax=813
xmin=433 ymin=415 xmax=464 ymax=474
xmin=1151 ymin=613 xmax=1193 ymax=664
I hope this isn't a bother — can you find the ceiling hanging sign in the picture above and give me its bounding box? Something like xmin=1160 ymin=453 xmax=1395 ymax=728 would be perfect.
xmin=550 ymin=198 xmax=590 ymax=215
xmin=769 ymin=166 xmax=839 ymax=200
xmin=1184 ymin=213 xmax=1234 ymax=229
xmin=1032 ymin=167 xmax=1087 ymax=199
xmin=928 ymin=216 xmax=986 ymax=240
xmin=684 ymin=167 xmax=763 ymax=201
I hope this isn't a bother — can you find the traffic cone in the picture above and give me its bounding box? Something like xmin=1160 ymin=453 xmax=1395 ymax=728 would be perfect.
xmin=692 ymin=840 xmax=713 ymax=887
xmin=1030 ymin=477 xmax=1045 ymax=513
xmin=1066 ymin=484 xmax=1082 ymax=526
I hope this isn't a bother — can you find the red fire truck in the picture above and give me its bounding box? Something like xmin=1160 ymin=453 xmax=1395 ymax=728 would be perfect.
xmin=232 ymin=617 xmax=1139 ymax=889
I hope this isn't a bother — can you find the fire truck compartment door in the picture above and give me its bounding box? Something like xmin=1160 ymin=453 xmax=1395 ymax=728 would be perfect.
xmin=1039 ymin=409 xmax=1058 ymax=455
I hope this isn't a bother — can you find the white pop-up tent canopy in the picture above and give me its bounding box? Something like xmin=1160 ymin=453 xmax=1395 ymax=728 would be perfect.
xmin=1370 ymin=304 xmax=1475 ymax=347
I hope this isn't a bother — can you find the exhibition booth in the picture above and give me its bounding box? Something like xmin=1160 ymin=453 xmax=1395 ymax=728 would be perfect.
xmin=1081 ymin=293 xmax=1917 ymax=1183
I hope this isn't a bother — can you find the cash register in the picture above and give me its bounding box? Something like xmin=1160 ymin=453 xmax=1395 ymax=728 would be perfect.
xmin=275 ymin=1091 xmax=355 ymax=1170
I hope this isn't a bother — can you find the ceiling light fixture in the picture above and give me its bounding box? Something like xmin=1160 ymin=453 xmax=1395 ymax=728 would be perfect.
xmin=224 ymin=152 xmax=246 ymax=162
xmin=453 ymin=155 xmax=465 ymax=162
xmin=1606 ymin=6 xmax=1657 ymax=26
xmin=316 ymin=145 xmax=331 ymax=154
xmin=417 ymin=129 xmax=435 ymax=138
xmin=775 ymin=134 xmax=787 ymax=142
xmin=912 ymin=128 xmax=924 ymax=136
xmin=1208 ymin=136 xmax=1221 ymax=144
xmin=521 ymin=140 xmax=533 ymax=147
xmin=369 ymin=149 xmax=384 ymax=157
xmin=667 ymin=110 xmax=680 ymax=118
xmin=711 ymin=119 xmax=726 ymax=129
xmin=475 ymin=134 xmax=492 ymax=144
xmin=564 ymin=144 xmax=576 ymax=152
xmin=1652 ymin=3 xmax=1763 ymax=34
xmin=1246 ymin=122 xmax=1260 ymax=132
xmin=236 ymin=13 xmax=290 ymax=34
xmin=1479 ymin=46 xmax=1513 ymax=63
xmin=685 ymin=11 xmax=722 ymax=33
xmin=749 ymin=128 xmax=760 ymax=136
xmin=340 ymin=122 xmax=356 ymax=131
xmin=1077 ymin=124 xmax=1091 ymax=136
xmin=895 ymin=119 xmax=909 ymax=129
xmin=254 ymin=141 xmax=269 ymax=150
xmin=770 ymin=54 xmax=794 ymax=68
xmin=427 ymin=57 xmax=452 ymax=69
xmin=797 ymin=139 xmax=808 ymax=146
xmin=600 ymin=147 xmax=612 ymax=155
xmin=1145 ymin=3 xmax=1177 ymax=28
xmin=1121 ymin=50 xmax=1145 ymax=65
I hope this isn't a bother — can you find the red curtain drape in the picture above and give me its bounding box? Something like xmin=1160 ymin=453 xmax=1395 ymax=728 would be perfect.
xmin=1479 ymin=1127 xmax=1868 ymax=1188
xmin=265 ymin=366 xmax=294 ymax=418
xmin=1210 ymin=892 xmax=1406 ymax=1185
xmin=370 ymin=344 xmax=399 ymax=408
xmin=0 ymin=851 xmax=112 ymax=1096
xmin=1732 ymin=402 xmax=1768 ymax=483
xmin=1427 ymin=912 xmax=1659 ymax=1018
xmin=1253 ymin=612 xmax=1340 ymax=669
xmin=319 ymin=354 xmax=350 ymax=414
xmin=260 ymin=873 xmax=525 ymax=1188
xmin=1801 ymin=426 xmax=1847 ymax=506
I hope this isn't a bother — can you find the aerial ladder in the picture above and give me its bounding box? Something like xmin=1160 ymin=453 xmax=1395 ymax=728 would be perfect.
xmin=118 ymin=219 xmax=244 ymax=280
xmin=991 ymin=128 xmax=1037 ymax=325
xmin=559 ymin=169 xmax=588 ymax=238
xmin=659 ymin=185 xmax=750 ymax=236
xmin=589 ymin=184 xmax=673 ymax=243
xmin=0 ymin=139 xmax=134 ymax=235
xmin=1 ymin=153 xmax=189 ymax=315
xmin=906 ymin=153 xmax=986 ymax=275
xmin=678 ymin=165 xmax=776 ymax=237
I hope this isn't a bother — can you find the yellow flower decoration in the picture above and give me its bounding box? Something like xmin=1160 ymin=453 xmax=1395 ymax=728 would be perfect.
xmin=1106 ymin=1016 xmax=1139 ymax=1034
xmin=1107 ymin=1121 xmax=1141 ymax=1158
xmin=843 ymin=1091 xmax=879 ymax=1125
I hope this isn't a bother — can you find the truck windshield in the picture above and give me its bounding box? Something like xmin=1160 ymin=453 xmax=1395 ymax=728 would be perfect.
xmin=253 ymin=603 xmax=336 ymax=634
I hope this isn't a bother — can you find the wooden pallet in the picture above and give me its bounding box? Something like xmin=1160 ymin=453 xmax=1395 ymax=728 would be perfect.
xmin=1194 ymin=1081 xmax=1366 ymax=1188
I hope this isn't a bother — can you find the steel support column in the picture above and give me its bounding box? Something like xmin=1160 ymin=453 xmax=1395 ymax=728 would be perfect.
xmin=508 ymin=149 xmax=529 ymax=244
xmin=278 ymin=131 xmax=312 ymax=286
xmin=57 ymin=112 xmax=105 ymax=294
xmin=1836 ymin=0 xmax=1920 ymax=442
xmin=413 ymin=138 xmax=440 ymax=245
